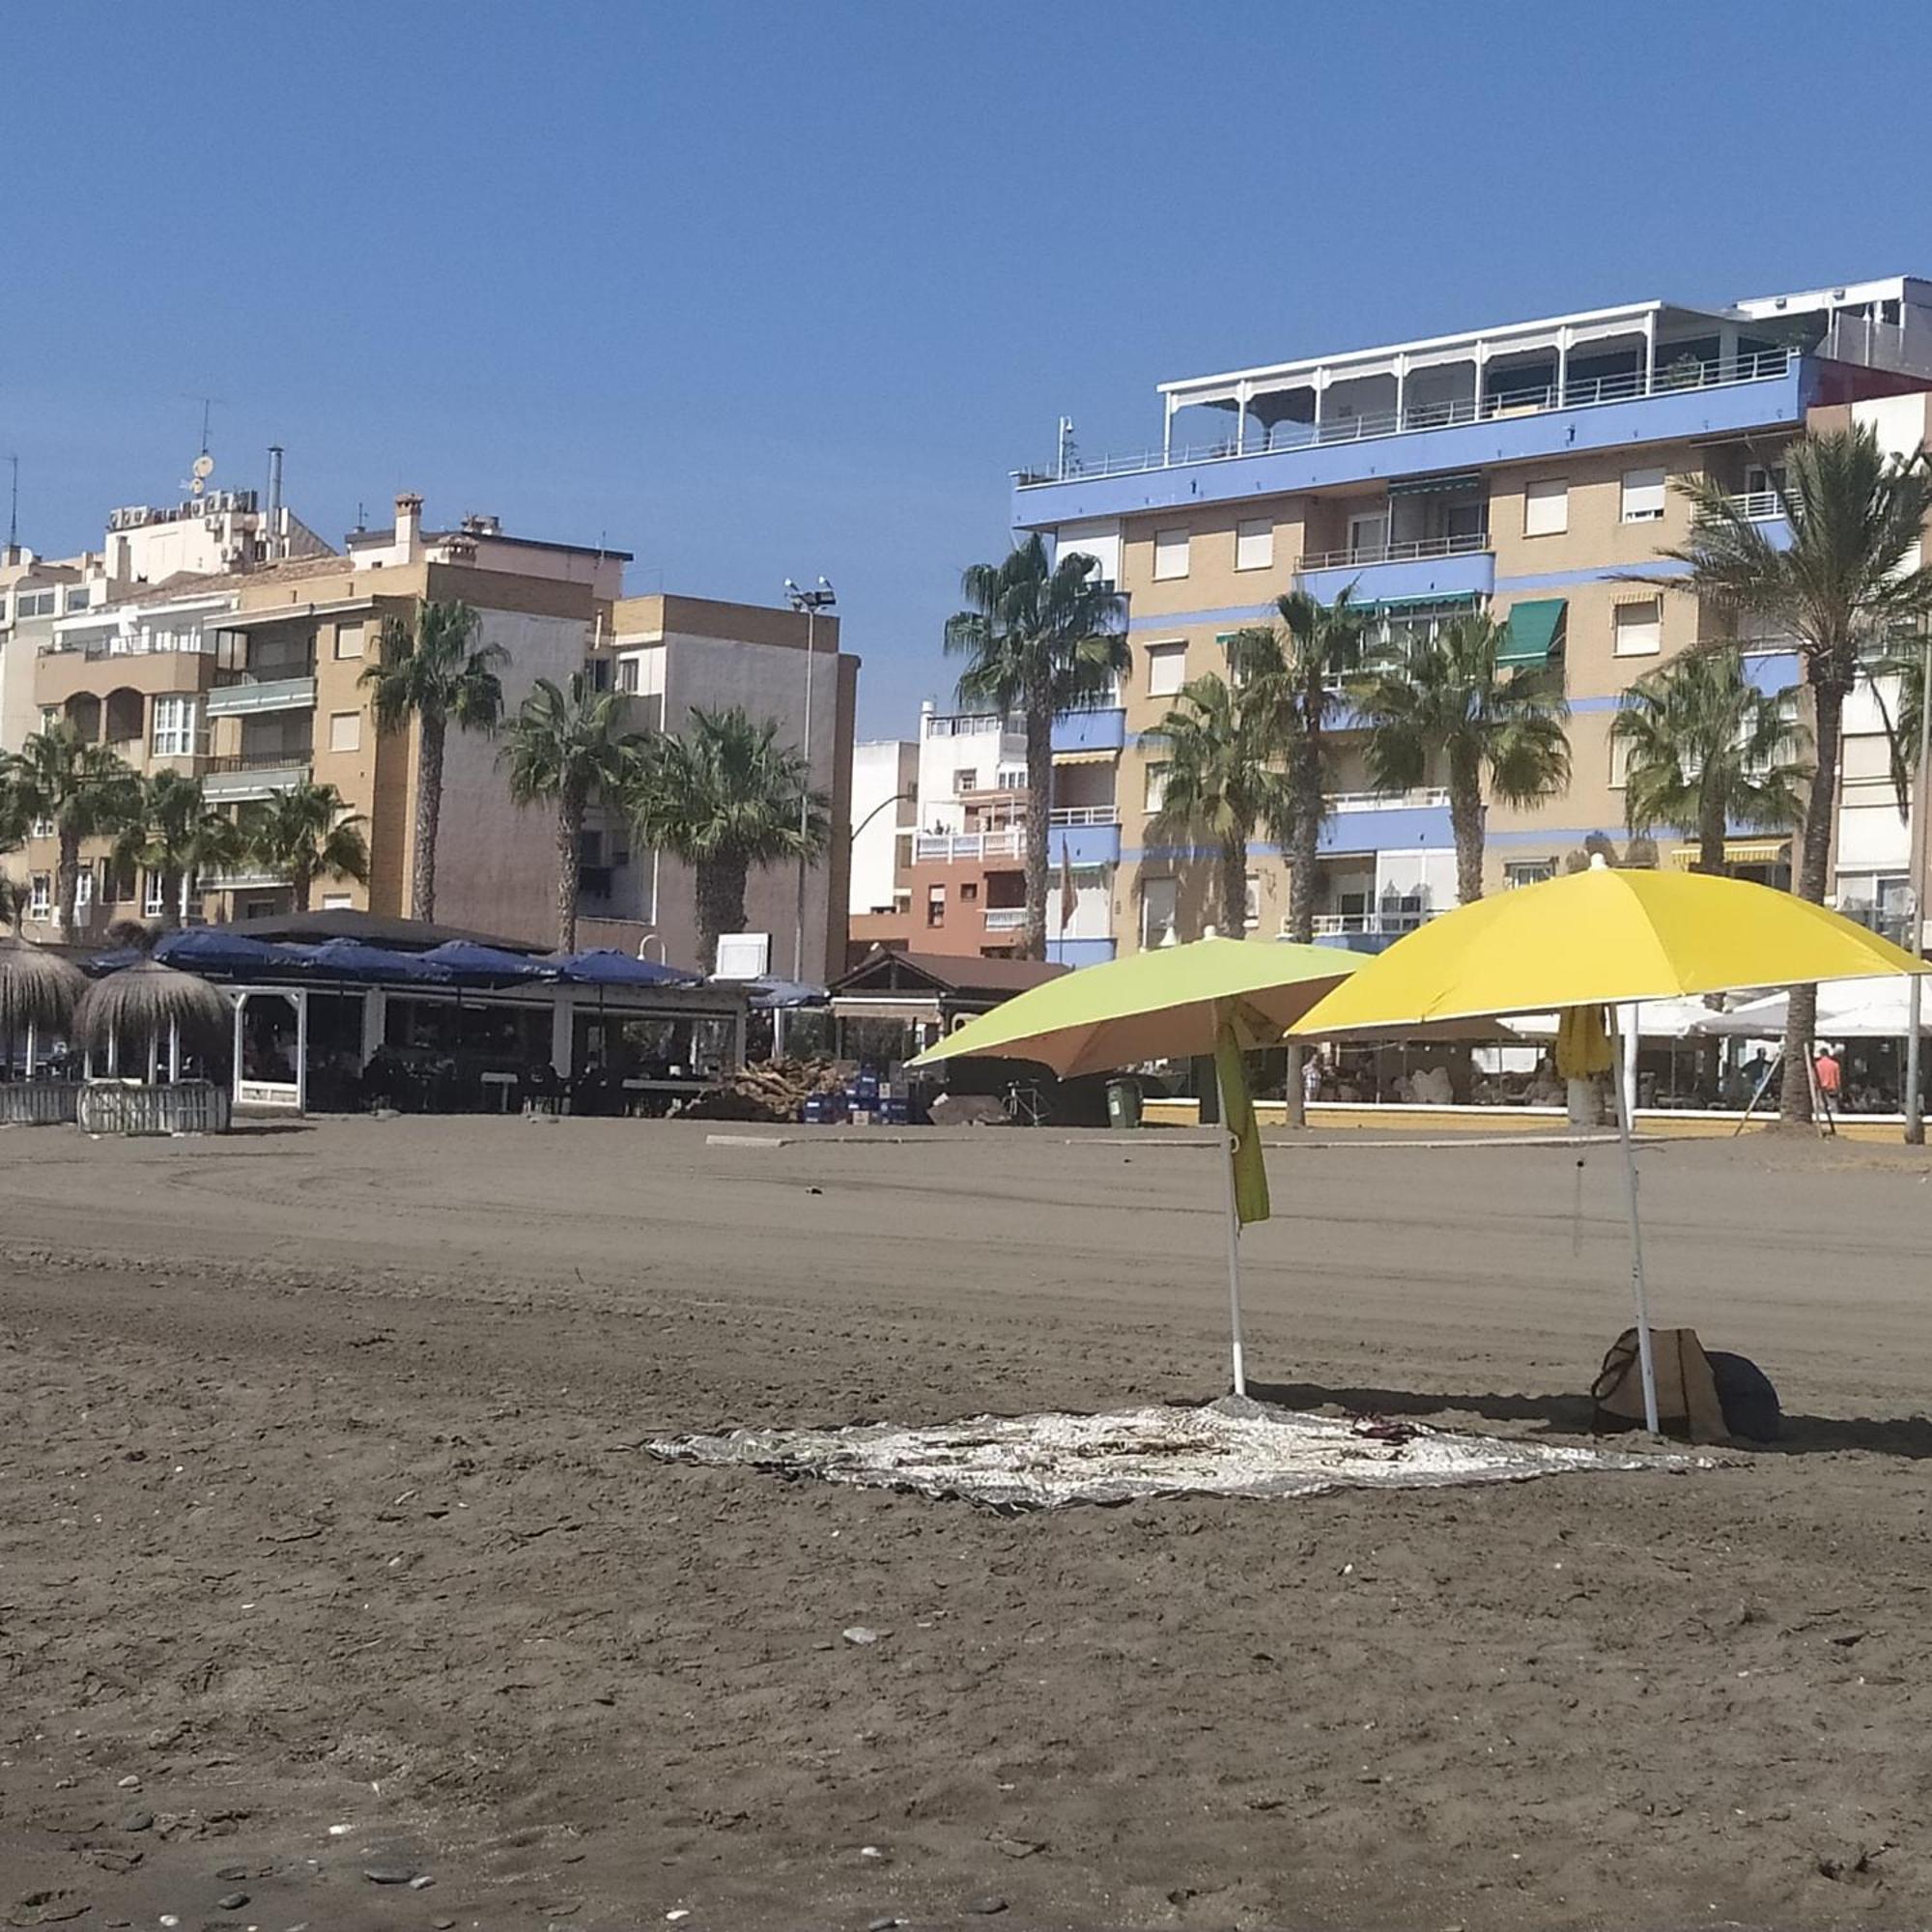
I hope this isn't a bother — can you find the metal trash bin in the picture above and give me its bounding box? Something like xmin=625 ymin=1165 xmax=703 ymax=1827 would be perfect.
xmin=1105 ymin=1076 xmax=1143 ymax=1129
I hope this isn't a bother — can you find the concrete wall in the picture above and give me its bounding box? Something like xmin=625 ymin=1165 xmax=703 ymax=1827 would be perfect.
xmin=848 ymin=740 xmax=916 ymax=916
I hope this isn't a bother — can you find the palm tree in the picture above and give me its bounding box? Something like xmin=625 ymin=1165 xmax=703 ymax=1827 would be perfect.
xmin=1869 ymin=630 xmax=1929 ymax=829
xmin=0 ymin=772 xmax=28 ymax=936
xmin=1219 ymin=592 xmax=1369 ymax=1125
xmin=1611 ymin=647 xmax=1810 ymax=874
xmin=501 ymin=674 xmax=652 ymax=952
xmin=359 ymin=599 xmax=505 ymax=923
xmin=945 ymin=535 xmax=1126 ymax=959
xmin=1666 ymin=425 xmax=1932 ymax=1120
xmin=1352 ymin=611 xmax=1572 ymax=905
xmin=242 ymin=781 xmax=370 ymax=914
xmin=626 ymin=705 xmax=827 ymax=974
xmin=2 ymin=723 xmax=142 ymax=943
xmin=112 ymin=770 xmax=244 ymax=927
xmin=1149 ymin=669 xmax=1295 ymax=936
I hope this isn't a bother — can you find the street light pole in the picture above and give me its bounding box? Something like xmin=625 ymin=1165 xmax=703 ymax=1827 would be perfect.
xmin=784 ymin=577 xmax=837 ymax=982
xmin=1905 ymin=626 xmax=1932 ymax=1145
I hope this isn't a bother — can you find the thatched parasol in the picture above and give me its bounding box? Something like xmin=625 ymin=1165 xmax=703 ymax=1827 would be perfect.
xmin=0 ymin=935 xmax=87 ymax=1037
xmin=73 ymin=958 xmax=233 ymax=1057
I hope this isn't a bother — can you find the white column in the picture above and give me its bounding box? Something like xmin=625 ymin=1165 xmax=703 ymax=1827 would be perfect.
xmin=1235 ymin=381 xmax=1250 ymax=455
xmin=106 ymin=1031 xmax=119 ymax=1076
xmin=1719 ymin=322 xmax=1739 ymax=378
xmin=1472 ymin=346 xmax=1488 ymax=417
xmin=1311 ymin=371 xmax=1326 ymax=427
xmin=146 ymin=1032 xmax=158 ymax=1085
xmin=551 ymin=991 xmax=575 ymax=1078
xmin=167 ymin=1018 xmax=182 ymax=1083
xmin=1555 ymin=330 xmax=1570 ymax=406
xmin=294 ymin=990 xmax=309 ymax=1114
xmin=1643 ymin=312 xmax=1657 ymax=392
xmin=1393 ymin=356 xmax=1407 ymax=430
xmin=360 ymin=987 xmax=387 ymax=1065
xmin=1162 ymin=395 xmax=1175 ymax=463
xmin=24 ymin=1023 xmax=35 ymax=1079
xmin=232 ymin=990 xmax=247 ymax=1107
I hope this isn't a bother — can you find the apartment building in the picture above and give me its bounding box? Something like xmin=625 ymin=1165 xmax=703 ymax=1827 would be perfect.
xmin=847 ymin=698 xmax=1118 ymax=963
xmin=848 ymin=736 xmax=918 ymax=927
xmin=14 ymin=491 xmax=859 ymax=978
xmin=1010 ymin=273 xmax=1932 ymax=957
xmin=588 ymin=592 xmax=857 ymax=980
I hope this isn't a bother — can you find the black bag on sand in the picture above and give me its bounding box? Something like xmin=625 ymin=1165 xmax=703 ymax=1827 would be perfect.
xmin=1705 ymin=1350 xmax=1781 ymax=1443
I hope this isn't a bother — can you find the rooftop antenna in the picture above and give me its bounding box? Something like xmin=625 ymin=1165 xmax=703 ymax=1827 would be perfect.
xmin=181 ymin=394 xmax=223 ymax=497
xmin=6 ymin=455 xmax=17 ymax=550
xmin=266 ymin=444 xmax=284 ymax=557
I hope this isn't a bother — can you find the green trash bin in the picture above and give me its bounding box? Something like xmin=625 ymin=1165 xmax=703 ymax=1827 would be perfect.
xmin=1105 ymin=1076 xmax=1143 ymax=1129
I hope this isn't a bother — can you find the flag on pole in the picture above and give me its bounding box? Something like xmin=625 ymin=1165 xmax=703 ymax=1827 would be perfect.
xmin=1213 ymin=1018 xmax=1271 ymax=1226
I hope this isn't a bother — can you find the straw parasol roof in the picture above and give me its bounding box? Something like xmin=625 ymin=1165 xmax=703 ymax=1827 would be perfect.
xmin=73 ymin=958 xmax=233 ymax=1051
xmin=0 ymin=935 xmax=87 ymax=1035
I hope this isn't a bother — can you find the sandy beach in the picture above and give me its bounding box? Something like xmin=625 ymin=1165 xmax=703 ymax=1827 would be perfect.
xmin=2 ymin=1116 xmax=1930 ymax=1930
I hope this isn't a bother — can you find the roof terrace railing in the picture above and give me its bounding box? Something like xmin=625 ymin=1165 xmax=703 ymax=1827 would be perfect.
xmin=1298 ymin=529 xmax=1492 ymax=572
xmin=1020 ymin=349 xmax=1797 ymax=487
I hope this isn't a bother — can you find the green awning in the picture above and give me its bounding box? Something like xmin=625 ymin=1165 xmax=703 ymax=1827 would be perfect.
xmin=1364 ymin=591 xmax=1481 ymax=615
xmin=1387 ymin=470 xmax=1485 ymax=497
xmin=1498 ymin=597 xmax=1567 ymax=667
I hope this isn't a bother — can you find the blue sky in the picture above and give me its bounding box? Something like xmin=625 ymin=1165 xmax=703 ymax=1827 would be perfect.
xmin=6 ymin=2 xmax=1931 ymax=733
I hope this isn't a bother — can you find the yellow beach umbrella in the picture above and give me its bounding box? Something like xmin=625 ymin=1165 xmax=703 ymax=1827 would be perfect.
xmin=1294 ymin=858 xmax=1928 ymax=1430
xmin=913 ymin=937 xmax=1356 ymax=1393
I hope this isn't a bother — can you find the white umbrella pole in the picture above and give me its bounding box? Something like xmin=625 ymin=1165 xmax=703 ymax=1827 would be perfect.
xmin=1219 ymin=1108 xmax=1247 ymax=1397
xmin=1606 ymin=1007 xmax=1660 ymax=1433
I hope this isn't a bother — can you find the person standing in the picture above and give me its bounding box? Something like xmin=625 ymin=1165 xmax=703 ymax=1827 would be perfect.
xmin=1813 ymin=1043 xmax=1842 ymax=1102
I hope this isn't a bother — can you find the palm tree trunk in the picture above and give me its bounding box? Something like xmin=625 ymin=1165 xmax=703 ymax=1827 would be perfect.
xmin=1283 ymin=703 xmax=1323 ymax=1128
xmin=161 ymin=868 xmax=183 ymax=931
xmin=412 ymin=713 xmax=446 ymax=923
xmin=1696 ymin=793 xmax=1728 ymax=876
xmin=56 ymin=828 xmax=80 ymax=946
xmin=1449 ymin=760 xmax=1486 ymax=905
xmin=1781 ymin=674 xmax=1846 ymax=1123
xmin=1219 ymin=834 xmax=1249 ymax=937
xmin=556 ymin=793 xmax=583 ymax=954
xmin=291 ymin=867 xmax=313 ymax=914
xmin=1020 ymin=691 xmax=1053 ymax=962
xmin=695 ymin=858 xmax=748 ymax=976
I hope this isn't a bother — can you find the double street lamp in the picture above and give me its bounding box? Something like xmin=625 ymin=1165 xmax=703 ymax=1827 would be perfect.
xmin=784 ymin=576 xmax=837 ymax=982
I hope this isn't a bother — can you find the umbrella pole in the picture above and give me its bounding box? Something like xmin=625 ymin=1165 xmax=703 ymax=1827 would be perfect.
xmin=1216 ymin=1060 xmax=1247 ymax=1398
xmin=1606 ymin=1006 xmax=1661 ymax=1434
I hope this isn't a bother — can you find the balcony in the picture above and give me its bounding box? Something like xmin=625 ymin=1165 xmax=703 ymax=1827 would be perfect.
xmin=981 ymin=907 xmax=1028 ymax=931
xmin=1014 ymin=350 xmax=1806 ymax=526
xmin=206 ymin=673 xmax=319 ymax=718
xmin=1307 ymin=907 xmax=1437 ymax=955
xmin=36 ymin=641 xmax=216 ymax=705
xmin=916 ymin=827 xmax=1022 ymax=864
xmin=202 ymin=751 xmax=314 ymax=803
xmin=1049 ymin=805 xmax=1122 ymax=867
xmin=1296 ymin=531 xmax=1495 ymax=607
xmin=1318 ymin=787 xmax=1454 ymax=856
xmin=209 ymin=866 xmax=293 ymax=892
xmin=1051 ymin=707 xmax=1126 ymax=755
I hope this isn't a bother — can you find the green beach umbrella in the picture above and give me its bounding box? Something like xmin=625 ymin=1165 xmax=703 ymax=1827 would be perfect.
xmin=912 ymin=937 xmax=1357 ymax=1394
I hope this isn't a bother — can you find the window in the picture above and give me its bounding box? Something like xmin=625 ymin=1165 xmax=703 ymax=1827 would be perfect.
xmin=1613 ymin=598 xmax=1662 ymax=658
xmin=1140 ymin=876 xmax=1178 ymax=950
xmin=1609 ymin=731 xmax=1633 ymax=789
xmin=1146 ymin=641 xmax=1187 ymax=698
xmin=1143 ymin=760 xmax=1170 ymax=814
xmin=586 ymin=656 xmax=612 ymax=692
xmin=1152 ymin=527 xmax=1190 ymax=581
xmin=333 ymin=621 xmax=365 ymax=660
xmin=623 ymin=646 xmax=668 ymax=698
xmin=327 ymin=711 xmax=361 ymax=753
xmin=926 ymin=884 xmax=946 ymax=927
xmin=578 ymin=828 xmax=605 ymax=867
xmin=1505 ymin=860 xmax=1555 ymax=890
xmin=1347 ymin=509 xmax=1388 ymax=558
xmin=1621 ymin=467 xmax=1667 ymax=523
xmin=1235 ymin=519 xmax=1273 ymax=572
xmin=14 ymin=588 xmax=56 ymax=618
xmin=143 ymin=871 xmax=167 ymax=918
xmin=74 ymin=868 xmax=93 ymax=912
xmin=952 ymin=767 xmax=979 ymax=795
xmin=1523 ymin=478 xmax=1568 ymax=537
xmin=959 ymin=881 xmax=979 ymax=902
xmin=321 ymin=893 xmax=354 ymax=911
xmin=65 ymin=588 xmax=91 ymax=613
xmin=1243 ymin=874 xmax=1261 ymax=933
xmin=28 ymin=874 xmax=50 ymax=921
xmin=152 ymin=695 xmax=199 ymax=756
xmin=1745 ymin=462 xmax=1787 ymax=499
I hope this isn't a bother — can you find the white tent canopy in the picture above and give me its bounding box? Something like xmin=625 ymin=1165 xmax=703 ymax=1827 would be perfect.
xmin=1696 ymin=976 xmax=1932 ymax=1040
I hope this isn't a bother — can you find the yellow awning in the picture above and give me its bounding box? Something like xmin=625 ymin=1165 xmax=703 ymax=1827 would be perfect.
xmin=1669 ymin=838 xmax=1789 ymax=870
xmin=1052 ymin=748 xmax=1119 ymax=765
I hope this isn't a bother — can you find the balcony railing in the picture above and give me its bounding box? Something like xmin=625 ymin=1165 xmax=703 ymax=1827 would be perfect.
xmin=917 ymin=828 xmax=1022 ymax=863
xmin=1324 ymin=787 xmax=1450 ymax=812
xmin=1050 ymin=806 xmax=1119 ymax=827
xmin=981 ymin=907 xmax=1028 ymax=930
xmin=207 ymin=673 xmax=318 ymax=717
xmin=1022 ymin=349 xmax=1797 ymax=486
xmin=204 ymin=749 xmax=316 ymax=775
xmin=1726 ymin=490 xmax=1786 ymax=521
xmin=1309 ymin=907 xmax=1436 ymax=938
xmin=41 ymin=633 xmax=218 ymax=661
xmin=1298 ymin=530 xmax=1490 ymax=572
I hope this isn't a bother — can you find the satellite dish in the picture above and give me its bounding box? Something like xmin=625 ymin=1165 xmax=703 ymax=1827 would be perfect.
xmin=192 ymin=453 xmax=214 ymax=480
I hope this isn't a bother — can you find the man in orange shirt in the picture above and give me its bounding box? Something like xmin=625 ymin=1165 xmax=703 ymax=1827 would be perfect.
xmin=1813 ymin=1044 xmax=1842 ymax=1099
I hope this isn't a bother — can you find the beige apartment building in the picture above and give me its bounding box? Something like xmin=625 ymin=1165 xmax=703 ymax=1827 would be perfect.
xmin=12 ymin=491 xmax=856 ymax=978
xmin=1008 ymin=274 xmax=1932 ymax=961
